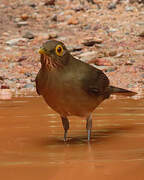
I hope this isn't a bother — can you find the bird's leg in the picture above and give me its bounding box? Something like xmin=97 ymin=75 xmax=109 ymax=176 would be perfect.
xmin=61 ymin=116 xmax=69 ymax=142
xmin=86 ymin=115 xmax=92 ymax=141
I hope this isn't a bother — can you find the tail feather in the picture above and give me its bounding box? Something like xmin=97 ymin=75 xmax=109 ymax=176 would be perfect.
xmin=109 ymin=86 xmax=137 ymax=96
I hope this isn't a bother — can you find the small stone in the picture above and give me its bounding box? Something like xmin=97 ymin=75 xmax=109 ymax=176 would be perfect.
xmin=29 ymin=3 xmax=36 ymax=8
xmin=138 ymin=65 xmax=144 ymax=71
xmin=0 ymin=89 xmax=12 ymax=100
xmin=141 ymin=74 xmax=144 ymax=78
xmin=14 ymin=17 xmax=21 ymax=23
xmin=105 ymin=67 xmax=117 ymax=72
xmin=79 ymin=51 xmax=97 ymax=61
xmin=97 ymin=51 xmax=108 ymax=58
xmin=8 ymin=63 xmax=16 ymax=68
xmin=44 ymin=0 xmax=55 ymax=6
xmin=134 ymin=49 xmax=144 ymax=55
xmin=83 ymin=25 xmax=91 ymax=30
xmin=87 ymin=0 xmax=96 ymax=4
xmin=68 ymin=45 xmax=83 ymax=52
xmin=17 ymin=21 xmax=28 ymax=27
xmin=95 ymin=44 xmax=104 ymax=48
xmin=125 ymin=59 xmax=135 ymax=65
xmin=51 ymin=14 xmax=57 ymax=22
xmin=0 ymin=76 xmax=4 ymax=81
xmin=67 ymin=17 xmax=79 ymax=25
xmin=83 ymin=40 xmax=100 ymax=46
xmin=17 ymin=56 xmax=27 ymax=62
xmin=48 ymin=32 xmax=58 ymax=39
xmin=21 ymin=14 xmax=29 ymax=21
xmin=37 ymin=33 xmax=50 ymax=40
xmin=88 ymin=58 xmax=113 ymax=66
xmin=23 ymin=83 xmax=34 ymax=89
xmin=4 ymin=47 xmax=12 ymax=51
xmin=115 ymin=53 xmax=123 ymax=58
xmin=108 ymin=3 xmax=116 ymax=9
xmin=23 ymin=31 xmax=35 ymax=39
xmin=2 ymin=32 xmax=9 ymax=36
xmin=82 ymin=38 xmax=103 ymax=46
xmin=1 ymin=85 xmax=10 ymax=89
xmin=24 ymin=72 xmax=32 ymax=77
xmin=108 ymin=28 xmax=118 ymax=33
xmin=73 ymin=6 xmax=84 ymax=12
xmin=125 ymin=6 xmax=134 ymax=11
xmin=127 ymin=84 xmax=134 ymax=88
xmin=6 ymin=38 xmax=26 ymax=46
xmin=109 ymin=50 xmax=117 ymax=57
xmin=138 ymin=31 xmax=144 ymax=37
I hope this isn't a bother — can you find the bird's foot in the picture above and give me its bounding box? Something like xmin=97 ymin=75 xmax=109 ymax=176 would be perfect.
xmin=87 ymin=129 xmax=91 ymax=142
xmin=64 ymin=130 xmax=68 ymax=142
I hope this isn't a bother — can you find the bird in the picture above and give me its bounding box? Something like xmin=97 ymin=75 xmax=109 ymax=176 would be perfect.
xmin=36 ymin=40 xmax=136 ymax=142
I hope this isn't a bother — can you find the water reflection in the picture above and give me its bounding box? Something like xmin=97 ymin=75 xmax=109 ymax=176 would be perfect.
xmin=0 ymin=97 xmax=144 ymax=179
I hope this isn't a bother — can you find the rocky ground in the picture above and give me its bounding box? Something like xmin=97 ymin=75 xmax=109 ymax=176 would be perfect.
xmin=0 ymin=0 xmax=143 ymax=99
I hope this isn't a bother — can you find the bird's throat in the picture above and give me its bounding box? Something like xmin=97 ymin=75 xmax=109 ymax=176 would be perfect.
xmin=40 ymin=54 xmax=63 ymax=71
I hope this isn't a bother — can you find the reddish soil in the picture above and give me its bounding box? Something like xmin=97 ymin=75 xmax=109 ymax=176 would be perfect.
xmin=0 ymin=0 xmax=143 ymax=97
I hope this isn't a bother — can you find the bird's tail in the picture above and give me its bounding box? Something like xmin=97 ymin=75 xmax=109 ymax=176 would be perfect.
xmin=109 ymin=86 xmax=137 ymax=96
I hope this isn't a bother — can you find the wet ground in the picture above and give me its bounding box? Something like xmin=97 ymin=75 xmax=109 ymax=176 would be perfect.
xmin=0 ymin=96 xmax=144 ymax=180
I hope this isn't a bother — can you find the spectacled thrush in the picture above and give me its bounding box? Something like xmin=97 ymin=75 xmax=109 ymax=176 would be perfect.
xmin=36 ymin=40 xmax=136 ymax=141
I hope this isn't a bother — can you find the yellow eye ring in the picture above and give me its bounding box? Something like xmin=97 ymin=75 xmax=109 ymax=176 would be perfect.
xmin=55 ymin=45 xmax=63 ymax=56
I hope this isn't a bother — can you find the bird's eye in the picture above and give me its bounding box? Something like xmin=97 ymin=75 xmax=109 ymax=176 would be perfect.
xmin=55 ymin=45 xmax=63 ymax=56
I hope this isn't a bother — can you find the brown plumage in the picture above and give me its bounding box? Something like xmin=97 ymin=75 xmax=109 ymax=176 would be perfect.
xmin=36 ymin=40 xmax=136 ymax=141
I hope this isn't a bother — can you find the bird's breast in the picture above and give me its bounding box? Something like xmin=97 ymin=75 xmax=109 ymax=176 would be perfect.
xmin=38 ymin=70 xmax=103 ymax=117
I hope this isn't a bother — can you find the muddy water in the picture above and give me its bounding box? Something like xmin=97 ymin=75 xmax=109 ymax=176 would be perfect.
xmin=0 ymin=97 xmax=144 ymax=180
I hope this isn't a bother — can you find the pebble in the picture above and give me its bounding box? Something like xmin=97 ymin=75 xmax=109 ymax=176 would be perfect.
xmin=109 ymin=50 xmax=117 ymax=57
xmin=138 ymin=31 xmax=144 ymax=37
xmin=0 ymin=76 xmax=4 ymax=81
xmin=44 ymin=0 xmax=55 ymax=6
xmin=23 ymin=83 xmax=35 ymax=89
xmin=67 ymin=17 xmax=79 ymax=25
xmin=2 ymin=32 xmax=9 ymax=36
xmin=134 ymin=49 xmax=144 ymax=55
xmin=8 ymin=63 xmax=16 ymax=68
xmin=48 ymin=32 xmax=58 ymax=39
xmin=68 ymin=45 xmax=83 ymax=52
xmin=141 ymin=74 xmax=144 ymax=78
xmin=108 ymin=28 xmax=118 ymax=33
xmin=0 ymin=89 xmax=12 ymax=100
xmin=108 ymin=3 xmax=116 ymax=9
xmin=17 ymin=21 xmax=28 ymax=27
xmin=79 ymin=51 xmax=97 ymax=61
xmin=1 ymin=85 xmax=10 ymax=89
xmin=6 ymin=38 xmax=26 ymax=46
xmin=115 ymin=53 xmax=123 ymax=58
xmin=88 ymin=58 xmax=113 ymax=66
xmin=21 ymin=14 xmax=29 ymax=21
xmin=127 ymin=84 xmax=134 ymax=88
xmin=82 ymin=38 xmax=103 ymax=46
xmin=14 ymin=17 xmax=21 ymax=23
xmin=51 ymin=14 xmax=57 ymax=22
xmin=23 ymin=32 xmax=35 ymax=39
xmin=125 ymin=59 xmax=135 ymax=65
xmin=125 ymin=6 xmax=134 ymax=11
xmin=73 ymin=6 xmax=84 ymax=12
xmin=4 ymin=47 xmax=13 ymax=51
xmin=29 ymin=3 xmax=36 ymax=8
xmin=24 ymin=72 xmax=32 ymax=77
xmin=105 ymin=67 xmax=117 ymax=72
xmin=37 ymin=33 xmax=50 ymax=40
xmin=17 ymin=56 xmax=27 ymax=62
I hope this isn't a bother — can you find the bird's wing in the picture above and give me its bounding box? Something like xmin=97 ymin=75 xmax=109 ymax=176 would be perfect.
xmin=81 ymin=65 xmax=110 ymax=97
xmin=35 ymin=71 xmax=41 ymax=95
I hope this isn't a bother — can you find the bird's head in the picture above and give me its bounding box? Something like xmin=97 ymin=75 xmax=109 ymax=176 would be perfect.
xmin=38 ymin=40 xmax=69 ymax=71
